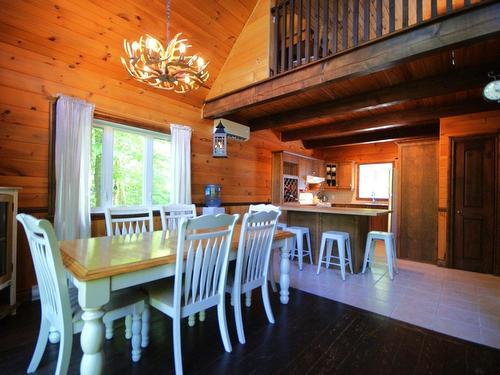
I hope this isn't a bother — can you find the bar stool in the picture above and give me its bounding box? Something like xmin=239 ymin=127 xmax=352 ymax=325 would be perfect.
xmin=362 ymin=231 xmax=398 ymax=280
xmin=285 ymin=226 xmax=313 ymax=270
xmin=276 ymin=223 xmax=288 ymax=230
xmin=316 ymin=231 xmax=353 ymax=280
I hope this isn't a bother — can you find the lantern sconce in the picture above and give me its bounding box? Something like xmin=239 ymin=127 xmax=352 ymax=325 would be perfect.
xmin=213 ymin=121 xmax=227 ymax=158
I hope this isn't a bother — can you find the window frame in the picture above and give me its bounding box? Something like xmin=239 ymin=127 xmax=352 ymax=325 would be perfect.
xmin=356 ymin=162 xmax=393 ymax=201
xmin=91 ymin=119 xmax=171 ymax=213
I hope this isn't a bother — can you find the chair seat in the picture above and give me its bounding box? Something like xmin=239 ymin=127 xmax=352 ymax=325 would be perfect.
xmin=322 ymin=230 xmax=349 ymax=239
xmin=368 ymin=231 xmax=394 ymax=240
xmin=286 ymin=226 xmax=309 ymax=234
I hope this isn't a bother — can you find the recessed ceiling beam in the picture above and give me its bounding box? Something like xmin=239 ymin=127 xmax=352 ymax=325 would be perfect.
xmin=281 ymin=99 xmax=498 ymax=142
xmin=303 ymin=123 xmax=440 ymax=149
xmin=249 ymin=65 xmax=493 ymax=131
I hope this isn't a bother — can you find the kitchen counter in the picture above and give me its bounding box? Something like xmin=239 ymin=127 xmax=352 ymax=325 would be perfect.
xmin=281 ymin=204 xmax=390 ymax=272
xmin=280 ymin=204 xmax=390 ymax=217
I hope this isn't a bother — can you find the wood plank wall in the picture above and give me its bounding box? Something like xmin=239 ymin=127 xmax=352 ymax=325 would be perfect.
xmin=207 ymin=0 xmax=271 ymax=99
xmin=438 ymin=110 xmax=500 ymax=262
xmin=0 ymin=0 xmax=312 ymax=297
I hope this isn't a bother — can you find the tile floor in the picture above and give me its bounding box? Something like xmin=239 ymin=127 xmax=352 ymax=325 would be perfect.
xmin=273 ymin=249 xmax=500 ymax=349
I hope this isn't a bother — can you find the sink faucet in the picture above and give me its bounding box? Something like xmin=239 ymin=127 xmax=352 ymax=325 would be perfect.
xmin=371 ymin=192 xmax=376 ymax=203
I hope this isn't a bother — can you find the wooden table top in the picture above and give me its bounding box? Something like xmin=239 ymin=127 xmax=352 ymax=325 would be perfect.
xmin=60 ymin=228 xmax=294 ymax=282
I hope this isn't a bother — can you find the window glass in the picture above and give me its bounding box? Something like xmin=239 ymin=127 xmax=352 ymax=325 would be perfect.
xmin=112 ymin=129 xmax=145 ymax=206
xmin=90 ymin=127 xmax=103 ymax=208
xmin=89 ymin=120 xmax=171 ymax=210
xmin=358 ymin=163 xmax=392 ymax=200
xmin=152 ymin=138 xmax=171 ymax=205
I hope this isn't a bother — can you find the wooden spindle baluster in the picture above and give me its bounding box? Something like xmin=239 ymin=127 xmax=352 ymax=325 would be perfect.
xmin=313 ymin=0 xmax=319 ymax=60
xmin=342 ymin=0 xmax=348 ymax=50
xmin=289 ymin=0 xmax=294 ymax=69
xmin=281 ymin=2 xmax=286 ymax=72
xmin=389 ymin=0 xmax=395 ymax=32
xmin=353 ymin=0 xmax=359 ymax=47
xmin=417 ymin=0 xmax=423 ymax=23
xmin=332 ymin=0 xmax=338 ymax=54
xmin=322 ymin=0 xmax=328 ymax=58
xmin=273 ymin=6 xmax=278 ymax=75
xmin=297 ymin=0 xmax=302 ymax=66
xmin=402 ymin=0 xmax=409 ymax=28
xmin=363 ymin=0 xmax=370 ymax=43
xmin=431 ymin=0 xmax=437 ymax=18
xmin=305 ymin=0 xmax=311 ymax=63
xmin=376 ymin=0 xmax=382 ymax=36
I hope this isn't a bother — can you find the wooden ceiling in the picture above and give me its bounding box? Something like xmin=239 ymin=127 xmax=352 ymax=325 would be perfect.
xmin=204 ymin=2 xmax=500 ymax=148
xmin=0 ymin=0 xmax=257 ymax=108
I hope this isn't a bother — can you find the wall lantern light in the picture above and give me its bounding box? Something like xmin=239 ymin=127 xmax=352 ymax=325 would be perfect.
xmin=213 ymin=121 xmax=227 ymax=158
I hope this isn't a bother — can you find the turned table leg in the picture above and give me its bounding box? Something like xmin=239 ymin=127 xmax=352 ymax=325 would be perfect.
xmin=80 ymin=308 xmax=105 ymax=375
xmin=279 ymin=237 xmax=292 ymax=304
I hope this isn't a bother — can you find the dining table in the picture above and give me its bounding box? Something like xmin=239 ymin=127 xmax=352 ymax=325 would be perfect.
xmin=59 ymin=227 xmax=295 ymax=375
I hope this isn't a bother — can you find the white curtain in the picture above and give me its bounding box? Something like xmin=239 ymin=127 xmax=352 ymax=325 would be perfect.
xmin=54 ymin=95 xmax=94 ymax=240
xmin=170 ymin=124 xmax=192 ymax=204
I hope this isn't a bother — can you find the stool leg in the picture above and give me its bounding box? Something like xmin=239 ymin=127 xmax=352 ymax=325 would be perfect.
xmin=362 ymin=235 xmax=372 ymax=273
xmin=306 ymin=231 xmax=313 ymax=265
xmin=346 ymin=237 xmax=353 ymax=274
xmin=316 ymin=235 xmax=326 ymax=275
xmin=392 ymin=236 xmax=399 ymax=274
xmin=325 ymin=239 xmax=333 ymax=270
xmin=289 ymin=235 xmax=297 ymax=260
xmin=384 ymin=237 xmax=394 ymax=280
xmin=297 ymin=233 xmax=304 ymax=271
xmin=338 ymin=239 xmax=346 ymax=281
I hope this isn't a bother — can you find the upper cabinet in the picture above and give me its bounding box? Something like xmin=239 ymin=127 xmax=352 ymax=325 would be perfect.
xmin=324 ymin=161 xmax=354 ymax=190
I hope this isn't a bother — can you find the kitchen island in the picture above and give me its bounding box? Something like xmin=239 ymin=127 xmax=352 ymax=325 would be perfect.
xmin=280 ymin=204 xmax=391 ymax=273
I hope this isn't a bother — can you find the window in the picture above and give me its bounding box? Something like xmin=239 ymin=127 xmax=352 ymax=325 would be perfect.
xmin=358 ymin=163 xmax=392 ymax=200
xmin=90 ymin=119 xmax=171 ymax=211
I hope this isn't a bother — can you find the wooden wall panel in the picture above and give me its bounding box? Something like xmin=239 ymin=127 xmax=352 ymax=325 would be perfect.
xmin=437 ymin=109 xmax=500 ymax=261
xmin=207 ymin=0 xmax=271 ymax=99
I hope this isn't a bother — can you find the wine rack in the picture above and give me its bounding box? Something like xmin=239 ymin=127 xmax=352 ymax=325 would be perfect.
xmin=283 ymin=175 xmax=298 ymax=202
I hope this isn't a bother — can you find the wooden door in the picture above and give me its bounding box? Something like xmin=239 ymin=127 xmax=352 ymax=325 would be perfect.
xmin=398 ymin=141 xmax=438 ymax=263
xmin=451 ymin=135 xmax=496 ymax=274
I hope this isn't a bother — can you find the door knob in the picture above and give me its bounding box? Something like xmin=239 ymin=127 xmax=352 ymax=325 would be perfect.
xmin=456 ymin=210 xmax=462 ymax=214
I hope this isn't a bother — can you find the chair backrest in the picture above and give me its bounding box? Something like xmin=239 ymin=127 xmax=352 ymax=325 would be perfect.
xmin=159 ymin=204 xmax=196 ymax=231
xmin=174 ymin=214 xmax=239 ymax=311
xmin=105 ymin=207 xmax=154 ymax=236
xmin=248 ymin=204 xmax=281 ymax=214
xmin=235 ymin=210 xmax=280 ymax=289
xmin=16 ymin=214 xmax=72 ymax=330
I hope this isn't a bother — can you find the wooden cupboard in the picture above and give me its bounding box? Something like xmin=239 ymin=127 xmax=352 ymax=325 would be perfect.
xmin=324 ymin=161 xmax=354 ymax=190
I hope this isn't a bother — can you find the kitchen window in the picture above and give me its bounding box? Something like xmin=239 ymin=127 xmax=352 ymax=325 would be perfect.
xmin=90 ymin=119 xmax=171 ymax=212
xmin=357 ymin=163 xmax=392 ymax=200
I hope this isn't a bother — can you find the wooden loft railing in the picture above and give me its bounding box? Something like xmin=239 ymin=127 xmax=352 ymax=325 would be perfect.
xmin=270 ymin=0 xmax=489 ymax=76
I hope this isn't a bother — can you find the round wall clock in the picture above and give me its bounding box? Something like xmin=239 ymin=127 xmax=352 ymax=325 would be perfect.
xmin=483 ymin=76 xmax=500 ymax=103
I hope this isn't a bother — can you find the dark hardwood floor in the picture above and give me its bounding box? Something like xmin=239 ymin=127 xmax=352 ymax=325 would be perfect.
xmin=0 ymin=288 xmax=499 ymax=374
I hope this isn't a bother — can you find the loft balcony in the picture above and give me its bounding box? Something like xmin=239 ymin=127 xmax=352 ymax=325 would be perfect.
xmin=203 ymin=0 xmax=500 ymax=148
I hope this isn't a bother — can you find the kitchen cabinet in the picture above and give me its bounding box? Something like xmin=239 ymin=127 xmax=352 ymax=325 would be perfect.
xmin=324 ymin=161 xmax=354 ymax=190
xmin=272 ymin=151 xmax=324 ymax=204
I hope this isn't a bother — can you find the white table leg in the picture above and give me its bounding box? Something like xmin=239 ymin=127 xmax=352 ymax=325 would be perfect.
xmin=279 ymin=238 xmax=292 ymax=304
xmin=78 ymin=278 xmax=110 ymax=375
xmin=81 ymin=308 xmax=105 ymax=375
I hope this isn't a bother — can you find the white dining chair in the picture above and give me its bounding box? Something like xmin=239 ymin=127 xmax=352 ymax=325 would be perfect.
xmin=159 ymin=204 xmax=196 ymax=231
xmin=248 ymin=204 xmax=282 ymax=294
xmin=145 ymin=213 xmax=239 ymax=375
xmin=105 ymin=207 xmax=154 ymax=236
xmin=17 ymin=214 xmax=147 ymax=375
xmin=104 ymin=207 xmax=154 ymax=342
xmin=227 ymin=210 xmax=280 ymax=344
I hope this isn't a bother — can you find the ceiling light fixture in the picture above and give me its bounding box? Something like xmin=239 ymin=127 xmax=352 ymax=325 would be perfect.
xmin=121 ymin=0 xmax=209 ymax=93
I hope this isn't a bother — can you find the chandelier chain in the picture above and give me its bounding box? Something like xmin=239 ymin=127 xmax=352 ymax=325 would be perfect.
xmin=166 ymin=0 xmax=170 ymax=43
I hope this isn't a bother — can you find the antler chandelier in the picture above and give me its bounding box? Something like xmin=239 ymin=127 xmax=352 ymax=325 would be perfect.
xmin=121 ymin=0 xmax=209 ymax=93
